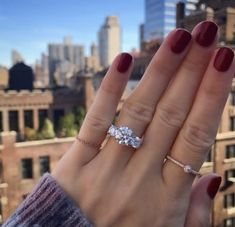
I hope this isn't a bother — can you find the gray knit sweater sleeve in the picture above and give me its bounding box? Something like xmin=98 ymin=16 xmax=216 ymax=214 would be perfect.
xmin=3 ymin=173 xmax=93 ymax=227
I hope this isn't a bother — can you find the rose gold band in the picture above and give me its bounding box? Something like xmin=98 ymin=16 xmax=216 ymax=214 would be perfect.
xmin=76 ymin=135 xmax=101 ymax=150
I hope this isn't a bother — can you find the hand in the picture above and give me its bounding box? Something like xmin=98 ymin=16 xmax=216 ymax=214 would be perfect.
xmin=52 ymin=21 xmax=234 ymax=227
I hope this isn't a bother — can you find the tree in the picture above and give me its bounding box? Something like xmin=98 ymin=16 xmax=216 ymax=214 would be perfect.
xmin=40 ymin=118 xmax=55 ymax=139
xmin=58 ymin=113 xmax=78 ymax=137
xmin=24 ymin=127 xmax=37 ymax=141
xmin=73 ymin=106 xmax=86 ymax=129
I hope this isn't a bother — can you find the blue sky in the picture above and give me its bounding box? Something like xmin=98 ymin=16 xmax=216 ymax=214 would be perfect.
xmin=0 ymin=0 xmax=144 ymax=67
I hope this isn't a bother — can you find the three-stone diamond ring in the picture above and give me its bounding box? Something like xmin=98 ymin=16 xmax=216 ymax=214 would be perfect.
xmin=108 ymin=125 xmax=142 ymax=149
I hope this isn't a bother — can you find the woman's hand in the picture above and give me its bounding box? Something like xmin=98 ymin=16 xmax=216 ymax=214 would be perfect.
xmin=52 ymin=21 xmax=234 ymax=227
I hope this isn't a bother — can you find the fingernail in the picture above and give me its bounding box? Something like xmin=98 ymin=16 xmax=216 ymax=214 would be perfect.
xmin=170 ymin=29 xmax=192 ymax=54
xmin=117 ymin=53 xmax=133 ymax=73
xmin=195 ymin=21 xmax=218 ymax=47
xmin=207 ymin=176 xmax=221 ymax=199
xmin=214 ymin=47 xmax=234 ymax=72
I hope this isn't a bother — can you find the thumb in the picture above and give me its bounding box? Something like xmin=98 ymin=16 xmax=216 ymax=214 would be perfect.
xmin=185 ymin=174 xmax=221 ymax=227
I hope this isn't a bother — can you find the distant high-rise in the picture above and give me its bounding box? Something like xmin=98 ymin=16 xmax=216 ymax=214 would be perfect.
xmin=98 ymin=16 xmax=121 ymax=68
xmin=12 ymin=50 xmax=24 ymax=66
xmin=48 ymin=38 xmax=85 ymax=85
xmin=144 ymin=0 xmax=197 ymax=41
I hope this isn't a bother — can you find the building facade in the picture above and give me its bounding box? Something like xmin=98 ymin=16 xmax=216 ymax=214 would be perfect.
xmin=144 ymin=0 xmax=200 ymax=42
xmin=48 ymin=39 xmax=85 ymax=86
xmin=176 ymin=0 xmax=235 ymax=44
xmin=98 ymin=16 xmax=121 ymax=68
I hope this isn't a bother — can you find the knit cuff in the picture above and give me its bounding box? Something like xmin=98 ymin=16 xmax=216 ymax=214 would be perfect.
xmin=3 ymin=173 xmax=93 ymax=227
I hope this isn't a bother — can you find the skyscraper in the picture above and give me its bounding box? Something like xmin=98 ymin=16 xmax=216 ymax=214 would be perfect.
xmin=48 ymin=39 xmax=85 ymax=85
xmin=144 ymin=0 xmax=197 ymax=41
xmin=98 ymin=16 xmax=121 ymax=68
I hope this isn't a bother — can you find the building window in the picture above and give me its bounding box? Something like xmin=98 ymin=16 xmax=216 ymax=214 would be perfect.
xmin=24 ymin=110 xmax=33 ymax=128
xmin=230 ymin=117 xmax=235 ymax=131
xmin=205 ymin=149 xmax=212 ymax=162
xmin=224 ymin=217 xmax=235 ymax=227
xmin=226 ymin=145 xmax=235 ymax=159
xmin=9 ymin=110 xmax=19 ymax=132
xmin=39 ymin=109 xmax=48 ymax=130
xmin=21 ymin=158 xmax=33 ymax=179
xmin=231 ymin=92 xmax=235 ymax=106
xmin=224 ymin=193 xmax=235 ymax=208
xmin=0 ymin=112 xmax=2 ymax=132
xmin=225 ymin=169 xmax=235 ymax=181
xmin=53 ymin=109 xmax=65 ymax=131
xmin=39 ymin=156 xmax=50 ymax=176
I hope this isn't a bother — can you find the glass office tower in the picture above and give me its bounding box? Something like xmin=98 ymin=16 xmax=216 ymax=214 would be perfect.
xmin=144 ymin=0 xmax=187 ymax=41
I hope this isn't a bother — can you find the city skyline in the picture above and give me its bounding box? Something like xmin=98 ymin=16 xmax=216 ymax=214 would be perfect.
xmin=0 ymin=0 xmax=144 ymax=67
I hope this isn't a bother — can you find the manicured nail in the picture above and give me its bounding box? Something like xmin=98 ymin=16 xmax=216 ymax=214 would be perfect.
xmin=214 ymin=47 xmax=234 ymax=72
xmin=195 ymin=21 xmax=218 ymax=47
xmin=117 ymin=53 xmax=133 ymax=73
xmin=207 ymin=176 xmax=221 ymax=199
xmin=171 ymin=29 xmax=192 ymax=54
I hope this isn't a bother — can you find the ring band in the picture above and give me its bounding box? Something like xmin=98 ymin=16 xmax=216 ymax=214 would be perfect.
xmin=108 ymin=125 xmax=142 ymax=149
xmin=165 ymin=155 xmax=202 ymax=177
xmin=76 ymin=136 xmax=101 ymax=150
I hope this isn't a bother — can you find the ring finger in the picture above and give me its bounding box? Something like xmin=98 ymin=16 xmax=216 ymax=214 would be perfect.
xmin=101 ymin=29 xmax=193 ymax=166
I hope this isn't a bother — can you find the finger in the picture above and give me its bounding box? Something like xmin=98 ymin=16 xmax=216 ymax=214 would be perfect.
xmin=185 ymin=174 xmax=221 ymax=227
xmin=54 ymin=53 xmax=134 ymax=170
xmin=131 ymin=21 xmax=218 ymax=169
xmin=101 ymin=29 xmax=192 ymax=166
xmin=164 ymin=47 xmax=234 ymax=188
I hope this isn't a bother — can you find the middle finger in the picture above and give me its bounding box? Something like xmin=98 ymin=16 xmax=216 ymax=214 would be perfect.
xmin=130 ymin=21 xmax=218 ymax=171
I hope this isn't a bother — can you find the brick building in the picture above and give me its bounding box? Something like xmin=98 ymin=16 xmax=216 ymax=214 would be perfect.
xmin=0 ymin=74 xmax=95 ymax=140
xmin=176 ymin=0 xmax=235 ymax=44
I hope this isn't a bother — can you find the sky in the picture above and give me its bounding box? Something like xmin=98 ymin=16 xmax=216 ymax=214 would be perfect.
xmin=0 ymin=0 xmax=144 ymax=67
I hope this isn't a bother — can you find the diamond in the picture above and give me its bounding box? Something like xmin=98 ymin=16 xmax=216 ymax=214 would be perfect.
xmin=108 ymin=125 xmax=117 ymax=136
xmin=184 ymin=165 xmax=192 ymax=173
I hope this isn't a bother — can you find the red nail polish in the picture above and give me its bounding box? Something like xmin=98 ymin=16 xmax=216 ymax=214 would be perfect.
xmin=170 ymin=29 xmax=192 ymax=54
xmin=195 ymin=21 xmax=218 ymax=47
xmin=214 ymin=47 xmax=234 ymax=72
xmin=117 ymin=53 xmax=133 ymax=73
xmin=207 ymin=176 xmax=221 ymax=199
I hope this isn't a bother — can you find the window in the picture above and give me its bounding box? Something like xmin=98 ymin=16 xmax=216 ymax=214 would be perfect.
xmin=230 ymin=117 xmax=235 ymax=131
xmin=38 ymin=109 xmax=48 ymax=130
xmin=39 ymin=156 xmax=50 ymax=176
xmin=224 ymin=193 xmax=235 ymax=208
xmin=24 ymin=110 xmax=33 ymax=128
xmin=231 ymin=92 xmax=235 ymax=105
xmin=9 ymin=111 xmax=19 ymax=132
xmin=226 ymin=145 xmax=235 ymax=159
xmin=205 ymin=150 xmax=212 ymax=162
xmin=53 ymin=109 xmax=65 ymax=131
xmin=224 ymin=217 xmax=235 ymax=227
xmin=225 ymin=169 xmax=235 ymax=181
xmin=21 ymin=158 xmax=33 ymax=179
xmin=0 ymin=112 xmax=2 ymax=132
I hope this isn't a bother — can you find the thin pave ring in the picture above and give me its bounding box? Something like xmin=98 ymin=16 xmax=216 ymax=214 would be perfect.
xmin=166 ymin=155 xmax=202 ymax=177
xmin=76 ymin=136 xmax=101 ymax=150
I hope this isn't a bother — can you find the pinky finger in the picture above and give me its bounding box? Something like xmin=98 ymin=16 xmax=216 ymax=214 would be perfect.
xmin=185 ymin=174 xmax=221 ymax=227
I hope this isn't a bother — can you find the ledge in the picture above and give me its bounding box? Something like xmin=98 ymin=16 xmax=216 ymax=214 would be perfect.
xmin=15 ymin=137 xmax=75 ymax=148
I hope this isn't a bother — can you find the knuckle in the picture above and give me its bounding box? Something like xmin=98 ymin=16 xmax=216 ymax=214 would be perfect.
xmin=153 ymin=60 xmax=172 ymax=76
xmin=85 ymin=112 xmax=108 ymax=131
xmin=156 ymin=104 xmax=186 ymax=129
xmin=183 ymin=55 xmax=207 ymax=73
xmin=182 ymin=122 xmax=214 ymax=153
xmin=121 ymin=99 xmax=154 ymax=125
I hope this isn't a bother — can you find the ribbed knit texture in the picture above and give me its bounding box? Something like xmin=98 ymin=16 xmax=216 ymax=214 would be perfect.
xmin=3 ymin=173 xmax=93 ymax=227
